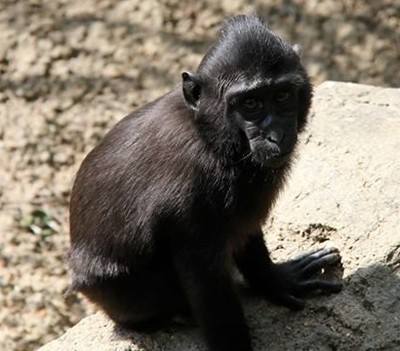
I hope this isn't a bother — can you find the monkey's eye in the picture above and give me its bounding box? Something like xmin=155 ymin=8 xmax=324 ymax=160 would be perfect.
xmin=275 ymin=90 xmax=291 ymax=103
xmin=241 ymin=98 xmax=263 ymax=112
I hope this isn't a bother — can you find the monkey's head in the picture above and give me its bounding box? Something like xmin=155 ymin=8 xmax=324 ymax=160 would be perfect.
xmin=182 ymin=15 xmax=312 ymax=169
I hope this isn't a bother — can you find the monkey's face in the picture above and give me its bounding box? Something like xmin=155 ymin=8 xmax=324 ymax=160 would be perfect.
xmin=227 ymin=78 xmax=305 ymax=168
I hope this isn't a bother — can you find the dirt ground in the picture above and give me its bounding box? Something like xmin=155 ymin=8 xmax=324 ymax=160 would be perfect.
xmin=0 ymin=1 xmax=399 ymax=351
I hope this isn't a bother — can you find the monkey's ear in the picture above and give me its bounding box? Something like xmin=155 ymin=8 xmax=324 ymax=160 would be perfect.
xmin=292 ymin=44 xmax=302 ymax=57
xmin=182 ymin=71 xmax=201 ymax=111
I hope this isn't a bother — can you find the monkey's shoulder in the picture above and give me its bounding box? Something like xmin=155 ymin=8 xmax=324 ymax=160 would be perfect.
xmin=78 ymin=88 xmax=195 ymax=168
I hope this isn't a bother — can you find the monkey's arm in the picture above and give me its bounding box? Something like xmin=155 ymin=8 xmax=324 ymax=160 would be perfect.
xmin=173 ymin=242 xmax=252 ymax=351
xmin=235 ymin=233 xmax=343 ymax=310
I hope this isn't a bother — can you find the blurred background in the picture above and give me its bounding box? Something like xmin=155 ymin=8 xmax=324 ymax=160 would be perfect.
xmin=0 ymin=1 xmax=398 ymax=350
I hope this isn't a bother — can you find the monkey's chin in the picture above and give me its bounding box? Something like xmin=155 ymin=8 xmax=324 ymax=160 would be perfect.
xmin=253 ymin=153 xmax=291 ymax=169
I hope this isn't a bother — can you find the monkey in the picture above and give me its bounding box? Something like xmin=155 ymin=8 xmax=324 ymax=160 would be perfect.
xmin=68 ymin=15 xmax=342 ymax=351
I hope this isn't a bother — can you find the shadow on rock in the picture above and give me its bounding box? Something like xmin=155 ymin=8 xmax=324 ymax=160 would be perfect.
xmin=108 ymin=263 xmax=400 ymax=351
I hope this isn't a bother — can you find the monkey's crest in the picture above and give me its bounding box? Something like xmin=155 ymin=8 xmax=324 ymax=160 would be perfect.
xmin=198 ymin=15 xmax=301 ymax=83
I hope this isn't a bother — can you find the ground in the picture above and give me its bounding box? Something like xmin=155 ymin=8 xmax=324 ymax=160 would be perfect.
xmin=0 ymin=1 xmax=398 ymax=351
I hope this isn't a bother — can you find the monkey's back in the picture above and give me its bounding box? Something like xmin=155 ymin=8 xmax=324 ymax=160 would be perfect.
xmin=68 ymin=88 xmax=210 ymax=289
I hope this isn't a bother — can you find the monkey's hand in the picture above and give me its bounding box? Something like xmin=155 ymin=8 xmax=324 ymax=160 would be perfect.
xmin=266 ymin=246 xmax=343 ymax=310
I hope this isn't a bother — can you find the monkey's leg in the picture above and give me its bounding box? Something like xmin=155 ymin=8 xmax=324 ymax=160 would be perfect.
xmin=173 ymin=245 xmax=253 ymax=351
xmin=235 ymin=233 xmax=343 ymax=310
xmin=80 ymin=266 xmax=192 ymax=331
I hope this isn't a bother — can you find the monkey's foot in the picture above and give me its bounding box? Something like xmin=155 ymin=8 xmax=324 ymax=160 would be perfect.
xmin=267 ymin=247 xmax=343 ymax=310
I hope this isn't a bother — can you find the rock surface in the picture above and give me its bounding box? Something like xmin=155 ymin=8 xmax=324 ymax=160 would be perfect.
xmin=37 ymin=82 xmax=400 ymax=351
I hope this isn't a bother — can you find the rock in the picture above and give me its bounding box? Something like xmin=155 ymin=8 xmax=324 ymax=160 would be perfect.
xmin=37 ymin=82 xmax=400 ymax=351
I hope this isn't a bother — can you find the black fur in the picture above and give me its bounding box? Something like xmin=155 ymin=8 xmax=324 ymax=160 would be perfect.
xmin=68 ymin=15 xmax=342 ymax=351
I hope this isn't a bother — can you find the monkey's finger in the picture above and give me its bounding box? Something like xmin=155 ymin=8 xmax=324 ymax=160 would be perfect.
xmin=290 ymin=247 xmax=331 ymax=264
xmin=299 ymin=253 xmax=341 ymax=278
xmin=292 ymin=247 xmax=340 ymax=270
xmin=294 ymin=279 xmax=343 ymax=297
xmin=269 ymin=293 xmax=304 ymax=311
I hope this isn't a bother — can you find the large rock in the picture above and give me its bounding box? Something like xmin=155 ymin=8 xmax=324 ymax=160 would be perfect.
xmin=38 ymin=82 xmax=400 ymax=351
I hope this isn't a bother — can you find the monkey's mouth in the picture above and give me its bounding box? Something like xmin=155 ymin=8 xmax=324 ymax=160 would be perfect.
xmin=249 ymin=139 xmax=292 ymax=168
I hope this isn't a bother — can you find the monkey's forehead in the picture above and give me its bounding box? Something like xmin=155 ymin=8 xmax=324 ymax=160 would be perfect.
xmin=199 ymin=44 xmax=300 ymax=82
xmin=219 ymin=71 xmax=307 ymax=98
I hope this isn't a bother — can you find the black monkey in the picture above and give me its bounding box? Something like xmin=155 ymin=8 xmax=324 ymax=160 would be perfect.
xmin=68 ymin=15 xmax=342 ymax=351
